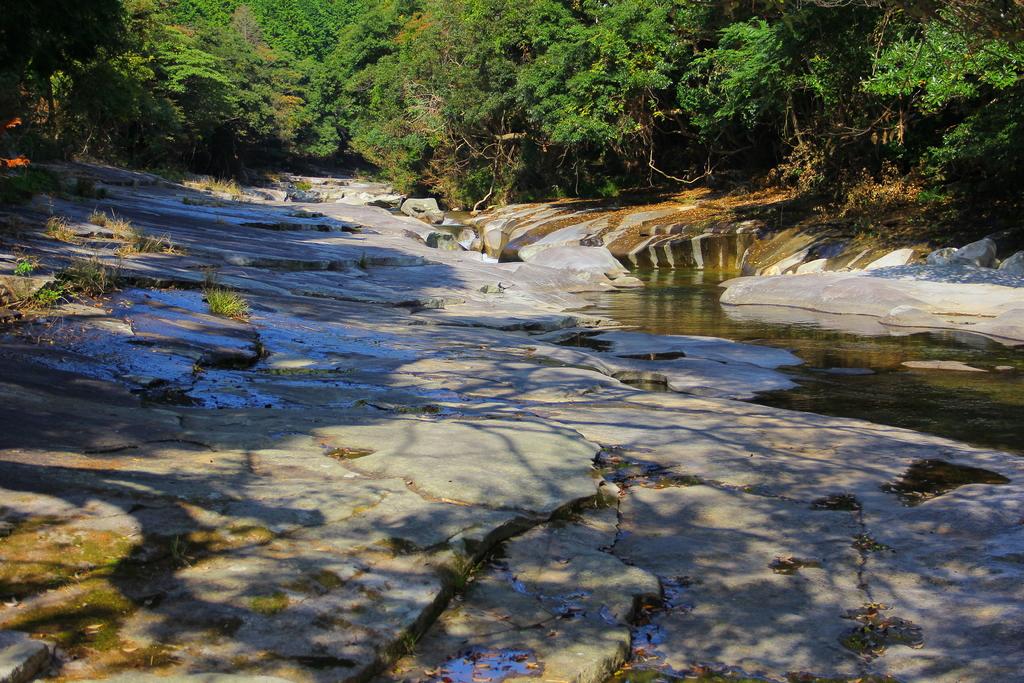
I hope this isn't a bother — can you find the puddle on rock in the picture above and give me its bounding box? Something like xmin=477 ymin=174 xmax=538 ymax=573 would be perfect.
xmin=555 ymin=331 xmax=613 ymax=352
xmin=840 ymin=603 xmax=924 ymax=658
xmin=628 ymin=577 xmax=695 ymax=669
xmin=488 ymin=556 xmax=592 ymax=619
xmin=882 ymin=459 xmax=1010 ymax=506
xmin=598 ymin=449 xmax=702 ymax=490
xmin=618 ymin=352 xmax=687 ymax=361
xmin=810 ymin=493 xmax=862 ymax=511
xmin=769 ymin=556 xmax=822 ymax=575
xmin=429 ymin=648 xmax=541 ymax=683
xmin=327 ymin=446 xmax=376 ymax=460
xmin=617 ymin=375 xmax=672 ymax=393
xmin=851 ymin=534 xmax=892 ymax=553
xmin=139 ymin=385 xmax=199 ymax=406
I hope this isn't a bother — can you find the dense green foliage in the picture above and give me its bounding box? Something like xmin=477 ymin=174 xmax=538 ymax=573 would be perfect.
xmin=2 ymin=0 xmax=1023 ymax=206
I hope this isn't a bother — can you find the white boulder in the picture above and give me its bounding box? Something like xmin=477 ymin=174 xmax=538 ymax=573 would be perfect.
xmin=950 ymin=238 xmax=997 ymax=268
xmin=864 ymin=248 xmax=917 ymax=270
xmin=400 ymin=198 xmax=445 ymax=224
xmin=997 ymin=250 xmax=1024 ymax=276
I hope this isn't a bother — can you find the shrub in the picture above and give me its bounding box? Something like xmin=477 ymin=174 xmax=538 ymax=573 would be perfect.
xmin=14 ymin=259 xmax=35 ymax=276
xmin=0 ymin=168 xmax=62 ymax=204
xmin=58 ymin=258 xmax=117 ymax=297
xmin=32 ymin=284 xmax=65 ymax=307
xmin=74 ymin=177 xmax=105 ymax=198
xmin=88 ymin=210 xmax=108 ymax=226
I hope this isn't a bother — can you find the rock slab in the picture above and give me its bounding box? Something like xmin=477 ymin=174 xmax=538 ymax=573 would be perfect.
xmin=0 ymin=631 xmax=49 ymax=683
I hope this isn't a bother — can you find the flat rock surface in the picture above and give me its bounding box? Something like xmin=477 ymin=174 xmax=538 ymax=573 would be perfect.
xmin=0 ymin=168 xmax=1021 ymax=682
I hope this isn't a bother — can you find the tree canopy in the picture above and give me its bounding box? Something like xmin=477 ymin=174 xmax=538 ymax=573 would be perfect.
xmin=2 ymin=0 xmax=1022 ymax=207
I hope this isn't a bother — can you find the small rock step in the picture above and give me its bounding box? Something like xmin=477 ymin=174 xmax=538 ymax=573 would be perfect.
xmin=0 ymin=631 xmax=50 ymax=683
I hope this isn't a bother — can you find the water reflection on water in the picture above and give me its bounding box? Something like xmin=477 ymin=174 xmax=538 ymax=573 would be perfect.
xmin=585 ymin=269 xmax=1024 ymax=454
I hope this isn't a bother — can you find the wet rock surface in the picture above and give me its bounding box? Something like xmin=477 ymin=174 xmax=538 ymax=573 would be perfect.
xmin=0 ymin=167 xmax=1022 ymax=682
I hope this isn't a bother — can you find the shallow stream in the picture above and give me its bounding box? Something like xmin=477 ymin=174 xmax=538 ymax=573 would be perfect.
xmin=586 ymin=269 xmax=1024 ymax=454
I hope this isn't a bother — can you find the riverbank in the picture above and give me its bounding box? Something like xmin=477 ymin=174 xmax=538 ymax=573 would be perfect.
xmin=1 ymin=164 xmax=1023 ymax=683
xmin=468 ymin=192 xmax=1024 ymax=347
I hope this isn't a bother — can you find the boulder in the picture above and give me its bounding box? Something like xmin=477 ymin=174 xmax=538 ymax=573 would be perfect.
xmin=926 ymin=247 xmax=958 ymax=266
xmin=483 ymin=227 xmax=507 ymax=255
xmin=951 ymin=238 xmax=998 ymax=268
xmin=523 ymin=245 xmax=627 ymax=278
xmin=367 ymin=194 xmax=405 ymax=208
xmin=864 ymin=247 xmax=917 ymax=270
xmin=285 ymin=189 xmax=321 ymax=203
xmin=0 ymin=275 xmax=50 ymax=307
xmin=400 ymin=198 xmax=445 ymax=224
xmin=997 ymin=250 xmax=1024 ymax=276
xmin=425 ymin=231 xmax=461 ymax=251
xmin=456 ymin=228 xmax=476 ymax=246
xmin=985 ymin=227 xmax=1024 ymax=260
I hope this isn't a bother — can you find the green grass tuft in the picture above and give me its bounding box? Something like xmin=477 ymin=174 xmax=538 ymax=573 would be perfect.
xmin=204 ymin=287 xmax=249 ymax=319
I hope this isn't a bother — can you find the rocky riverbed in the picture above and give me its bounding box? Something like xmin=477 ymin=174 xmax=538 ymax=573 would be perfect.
xmin=1 ymin=166 xmax=1023 ymax=683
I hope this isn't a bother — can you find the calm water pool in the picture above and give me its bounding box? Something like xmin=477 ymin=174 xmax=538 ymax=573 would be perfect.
xmin=585 ymin=269 xmax=1024 ymax=453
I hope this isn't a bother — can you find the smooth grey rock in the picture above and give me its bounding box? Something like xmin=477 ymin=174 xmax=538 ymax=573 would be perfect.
xmin=400 ymin=198 xmax=444 ymax=224
xmin=721 ymin=270 xmax=1024 ymax=344
xmin=615 ymin=485 xmax=864 ymax=678
xmin=0 ymin=631 xmax=49 ymax=683
xmin=997 ymin=250 xmax=1024 ymax=275
xmin=926 ymin=247 xmax=958 ymax=266
xmin=522 ymin=245 xmax=627 ymax=278
xmin=951 ymin=238 xmax=997 ymax=268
